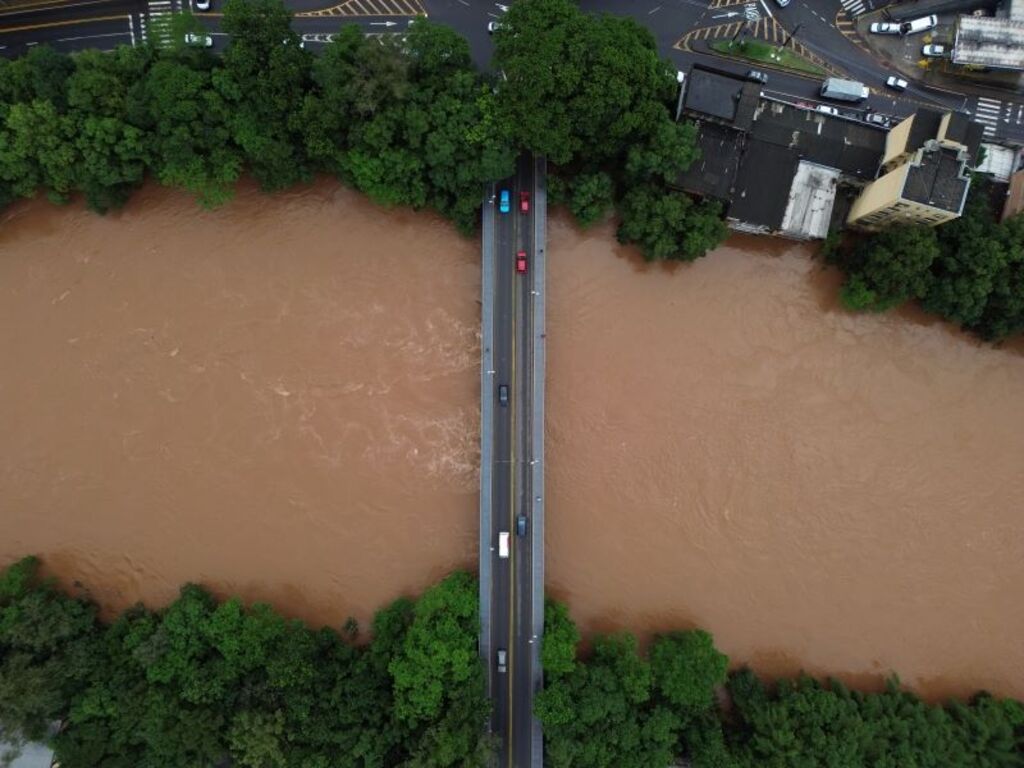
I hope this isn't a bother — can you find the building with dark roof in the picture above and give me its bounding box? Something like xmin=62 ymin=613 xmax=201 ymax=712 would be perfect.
xmin=727 ymin=140 xmax=800 ymax=233
xmin=676 ymin=121 xmax=745 ymax=202
xmin=683 ymin=65 xmax=760 ymax=130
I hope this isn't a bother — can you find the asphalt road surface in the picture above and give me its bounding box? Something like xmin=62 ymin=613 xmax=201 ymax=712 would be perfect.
xmin=486 ymin=154 xmax=538 ymax=768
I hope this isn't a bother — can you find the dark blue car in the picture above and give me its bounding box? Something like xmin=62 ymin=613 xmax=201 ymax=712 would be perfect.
xmin=499 ymin=189 xmax=510 ymax=213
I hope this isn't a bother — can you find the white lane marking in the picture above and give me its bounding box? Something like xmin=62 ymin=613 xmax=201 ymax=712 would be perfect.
xmin=758 ymin=0 xmax=773 ymax=20
xmin=127 ymin=12 xmax=135 ymax=45
xmin=56 ymin=30 xmax=130 ymax=42
xmin=648 ymin=4 xmax=661 ymax=13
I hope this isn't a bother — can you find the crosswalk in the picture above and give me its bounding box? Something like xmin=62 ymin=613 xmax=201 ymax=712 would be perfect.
xmin=974 ymin=97 xmax=1002 ymax=137
xmin=839 ymin=0 xmax=867 ymax=17
xmin=141 ymin=0 xmax=176 ymax=47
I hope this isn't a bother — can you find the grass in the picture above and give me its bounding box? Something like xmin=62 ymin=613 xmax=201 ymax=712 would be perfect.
xmin=709 ymin=39 xmax=826 ymax=77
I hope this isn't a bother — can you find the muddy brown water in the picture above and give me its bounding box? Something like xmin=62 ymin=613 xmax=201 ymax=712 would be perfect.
xmin=2 ymin=180 xmax=1022 ymax=700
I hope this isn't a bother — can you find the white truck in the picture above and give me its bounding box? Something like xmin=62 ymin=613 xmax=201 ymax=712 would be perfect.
xmin=820 ymin=77 xmax=868 ymax=103
xmin=498 ymin=532 xmax=510 ymax=559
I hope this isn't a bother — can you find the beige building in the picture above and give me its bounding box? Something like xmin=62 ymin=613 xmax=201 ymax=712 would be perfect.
xmin=847 ymin=109 xmax=982 ymax=230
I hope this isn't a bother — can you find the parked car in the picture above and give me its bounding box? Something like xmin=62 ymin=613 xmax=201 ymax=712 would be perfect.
xmin=499 ymin=189 xmax=510 ymax=213
xmin=498 ymin=384 xmax=509 ymax=406
xmin=774 ymin=0 xmax=790 ymax=6
xmin=516 ymin=514 xmax=527 ymax=536
xmin=516 ymin=250 xmax=528 ymax=274
xmin=184 ymin=32 xmax=213 ymax=47
xmin=885 ymin=75 xmax=909 ymax=91
xmin=869 ymin=22 xmax=900 ymax=34
xmin=922 ymin=43 xmax=948 ymax=57
xmin=815 ymin=104 xmax=840 ymax=117
xmin=746 ymin=69 xmax=769 ymax=84
xmin=497 ymin=649 xmax=507 ymax=673
xmin=195 ymin=0 xmax=210 ymax=10
xmin=487 ymin=21 xmax=503 ymax=33
xmin=901 ymin=15 xmax=937 ymax=35
xmin=520 ymin=190 xmax=530 ymax=213
xmin=865 ymin=112 xmax=891 ymax=127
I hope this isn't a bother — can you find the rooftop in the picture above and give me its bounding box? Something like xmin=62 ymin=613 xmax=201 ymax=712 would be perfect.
xmin=684 ymin=66 xmax=760 ymax=130
xmin=942 ymin=111 xmax=985 ymax=160
xmin=780 ymin=162 xmax=840 ymax=240
xmin=906 ymin=108 xmax=945 ymax=152
xmin=675 ymin=121 xmax=743 ymax=201
xmin=750 ymin=100 xmax=886 ymax=180
xmin=728 ymin=138 xmax=800 ymax=230
xmin=953 ymin=15 xmax=1024 ymax=70
xmin=902 ymin=145 xmax=970 ymax=212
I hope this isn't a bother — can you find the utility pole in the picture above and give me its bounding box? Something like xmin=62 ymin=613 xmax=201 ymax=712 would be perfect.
xmin=674 ymin=70 xmax=686 ymax=122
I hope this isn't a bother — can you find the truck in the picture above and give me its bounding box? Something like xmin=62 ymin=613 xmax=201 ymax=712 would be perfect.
xmin=498 ymin=532 xmax=510 ymax=559
xmin=820 ymin=77 xmax=868 ymax=103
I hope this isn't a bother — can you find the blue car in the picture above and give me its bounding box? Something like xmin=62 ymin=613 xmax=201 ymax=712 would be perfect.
xmin=499 ymin=189 xmax=510 ymax=213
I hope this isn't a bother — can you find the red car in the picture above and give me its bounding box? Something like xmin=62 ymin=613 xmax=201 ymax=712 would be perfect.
xmin=520 ymin=191 xmax=530 ymax=213
xmin=516 ymin=250 xmax=528 ymax=274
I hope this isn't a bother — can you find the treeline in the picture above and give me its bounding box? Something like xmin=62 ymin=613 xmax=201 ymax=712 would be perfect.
xmin=0 ymin=0 xmax=725 ymax=260
xmin=827 ymin=180 xmax=1024 ymax=341
xmin=0 ymin=557 xmax=489 ymax=767
xmin=538 ymin=601 xmax=1024 ymax=767
xmin=3 ymin=558 xmax=1023 ymax=766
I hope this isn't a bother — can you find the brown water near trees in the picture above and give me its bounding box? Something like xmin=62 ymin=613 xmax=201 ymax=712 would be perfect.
xmin=2 ymin=179 xmax=1022 ymax=700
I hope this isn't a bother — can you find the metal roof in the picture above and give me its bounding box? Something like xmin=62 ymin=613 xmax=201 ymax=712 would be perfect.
xmin=953 ymin=16 xmax=1024 ymax=70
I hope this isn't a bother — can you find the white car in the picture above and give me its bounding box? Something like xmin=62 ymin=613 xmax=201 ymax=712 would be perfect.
xmin=195 ymin=0 xmax=209 ymax=10
xmin=901 ymin=15 xmax=937 ymax=35
xmin=886 ymin=75 xmax=908 ymax=91
xmin=865 ymin=113 xmax=891 ymax=127
xmin=922 ymin=43 xmax=947 ymax=57
xmin=774 ymin=0 xmax=790 ymax=6
xmin=184 ymin=32 xmax=213 ymax=47
xmin=870 ymin=22 xmax=900 ymax=34
xmin=487 ymin=21 xmax=503 ymax=33
xmin=815 ymin=104 xmax=840 ymax=117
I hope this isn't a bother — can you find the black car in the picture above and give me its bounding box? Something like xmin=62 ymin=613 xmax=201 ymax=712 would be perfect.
xmin=746 ymin=69 xmax=768 ymax=85
xmin=498 ymin=384 xmax=509 ymax=406
xmin=516 ymin=514 xmax=527 ymax=536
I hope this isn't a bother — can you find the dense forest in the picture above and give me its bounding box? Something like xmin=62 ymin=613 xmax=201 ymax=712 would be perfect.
xmin=0 ymin=0 xmax=725 ymax=260
xmin=2 ymin=558 xmax=1023 ymax=767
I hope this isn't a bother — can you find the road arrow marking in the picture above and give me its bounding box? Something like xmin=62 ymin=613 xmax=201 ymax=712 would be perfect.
xmin=370 ymin=20 xmax=396 ymax=26
xmin=713 ymin=11 xmax=739 ymax=18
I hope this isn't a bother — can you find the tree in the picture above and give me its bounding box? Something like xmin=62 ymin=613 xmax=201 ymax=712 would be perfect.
xmin=541 ymin=600 xmax=579 ymax=679
xmin=617 ymin=184 xmax=726 ymax=262
xmin=217 ymin=0 xmax=312 ymax=191
xmin=493 ymin=0 xmax=679 ymax=167
xmin=650 ymin=630 xmax=728 ymax=719
xmin=624 ymin=119 xmax=700 ymax=185
xmin=837 ymin=225 xmax=939 ymax=312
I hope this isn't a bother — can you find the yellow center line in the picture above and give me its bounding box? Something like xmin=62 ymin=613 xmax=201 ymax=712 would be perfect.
xmin=507 ymin=195 xmax=518 ymax=768
xmin=0 ymin=0 xmax=105 ymax=15
xmin=0 ymin=12 xmax=124 ymax=32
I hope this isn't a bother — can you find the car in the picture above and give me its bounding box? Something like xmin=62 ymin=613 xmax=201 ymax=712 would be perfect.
xmin=499 ymin=189 xmax=510 ymax=213
xmin=746 ymin=69 xmax=768 ymax=84
xmin=869 ymin=22 xmax=900 ymax=34
xmin=922 ymin=43 xmax=948 ymax=57
xmin=516 ymin=250 xmax=527 ymax=274
xmin=184 ymin=32 xmax=213 ymax=47
xmin=497 ymin=649 xmax=507 ymax=674
xmin=815 ymin=104 xmax=840 ymax=117
xmin=519 ymin=190 xmax=530 ymax=213
xmin=885 ymin=75 xmax=908 ymax=91
xmin=774 ymin=0 xmax=789 ymax=6
xmin=900 ymin=15 xmax=937 ymax=35
xmin=516 ymin=514 xmax=527 ymax=536
xmin=865 ymin=112 xmax=891 ymax=127
xmin=195 ymin=0 xmax=210 ymax=10
xmin=487 ymin=21 xmax=503 ymax=33
xmin=498 ymin=384 xmax=509 ymax=406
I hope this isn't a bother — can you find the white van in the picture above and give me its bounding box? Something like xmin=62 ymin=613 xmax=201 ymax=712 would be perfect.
xmin=498 ymin=532 xmax=509 ymax=559
xmin=900 ymin=15 xmax=937 ymax=35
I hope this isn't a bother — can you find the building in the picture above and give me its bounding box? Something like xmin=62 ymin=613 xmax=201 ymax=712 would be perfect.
xmin=847 ymin=109 xmax=981 ymax=229
xmin=953 ymin=14 xmax=1024 ymax=71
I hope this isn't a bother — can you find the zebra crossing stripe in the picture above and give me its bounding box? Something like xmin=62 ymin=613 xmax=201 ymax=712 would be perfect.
xmin=841 ymin=0 xmax=866 ymax=17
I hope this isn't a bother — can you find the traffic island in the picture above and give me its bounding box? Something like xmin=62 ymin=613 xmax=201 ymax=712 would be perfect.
xmin=708 ymin=39 xmax=826 ymax=78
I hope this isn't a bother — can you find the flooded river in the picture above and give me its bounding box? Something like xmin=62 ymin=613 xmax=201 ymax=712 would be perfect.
xmin=2 ymin=180 xmax=1022 ymax=699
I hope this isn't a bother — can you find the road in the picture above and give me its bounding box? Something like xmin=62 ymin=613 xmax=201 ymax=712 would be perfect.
xmin=482 ymin=154 xmax=543 ymax=768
